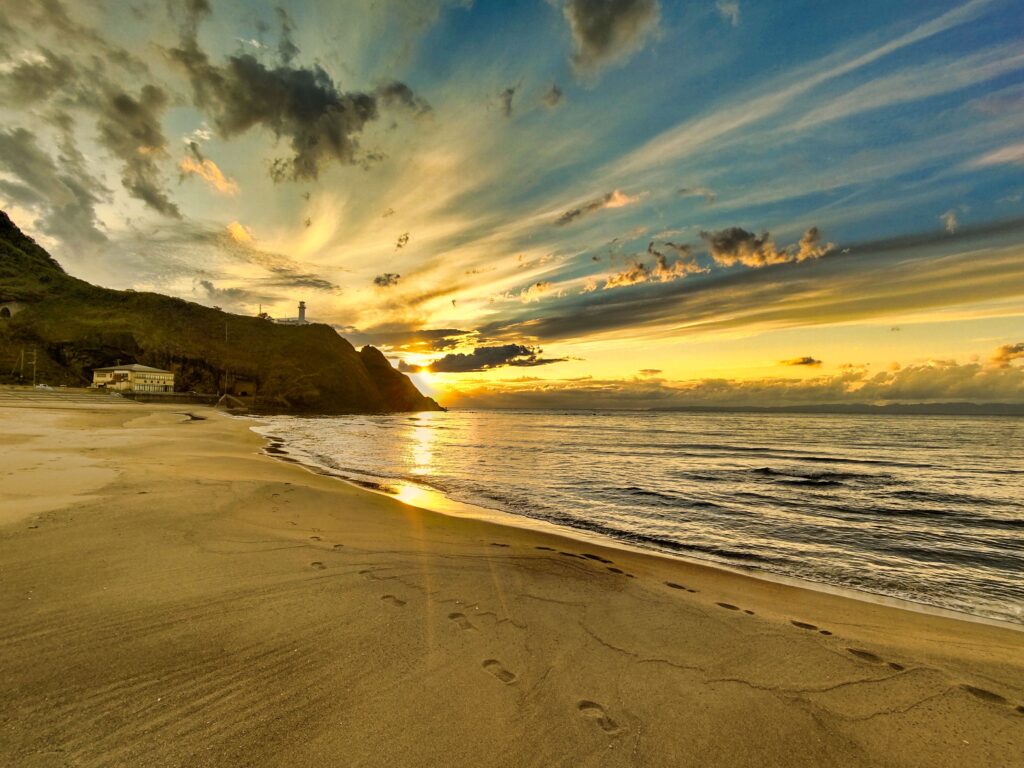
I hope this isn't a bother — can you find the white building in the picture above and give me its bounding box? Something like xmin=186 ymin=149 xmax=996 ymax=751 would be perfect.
xmin=275 ymin=301 xmax=309 ymax=325
xmin=92 ymin=364 xmax=175 ymax=393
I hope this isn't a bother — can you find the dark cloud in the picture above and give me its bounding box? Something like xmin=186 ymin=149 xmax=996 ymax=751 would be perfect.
xmin=639 ymin=369 xmax=662 ymax=376
xmin=96 ymin=85 xmax=180 ymax=217
xmin=374 ymin=272 xmax=401 ymax=287
xmin=401 ymin=344 xmax=567 ymax=373
xmin=0 ymin=48 xmax=76 ymax=103
xmin=543 ymin=83 xmax=563 ymax=108
xmin=677 ymin=186 xmax=716 ymax=204
xmin=562 ymin=0 xmax=661 ymax=75
xmin=169 ymin=2 xmax=428 ymax=182
xmin=16 ymin=0 xmax=148 ymax=75
xmin=396 ymin=232 xmax=410 ymax=249
xmin=0 ymin=126 xmax=107 ymax=249
xmin=992 ymin=342 xmax=1024 ymax=367
xmin=197 ymin=278 xmax=271 ymax=308
xmin=93 ymin=219 xmax=340 ymax=294
xmin=700 ymin=226 xmax=832 ymax=267
xmin=377 ymin=81 xmax=432 ymax=115
xmin=500 ymin=85 xmax=516 ymax=117
xmin=274 ymin=6 xmax=300 ymax=65
xmin=780 ymin=356 xmax=823 ymax=367
xmin=0 ymin=4 xmax=175 ymax=218
xmin=261 ymin=269 xmax=337 ymax=291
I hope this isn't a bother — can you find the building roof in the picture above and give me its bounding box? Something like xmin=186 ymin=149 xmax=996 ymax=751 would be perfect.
xmin=93 ymin=364 xmax=173 ymax=373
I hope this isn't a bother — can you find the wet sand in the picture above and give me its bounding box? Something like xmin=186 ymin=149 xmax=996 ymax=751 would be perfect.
xmin=1 ymin=392 xmax=1022 ymax=767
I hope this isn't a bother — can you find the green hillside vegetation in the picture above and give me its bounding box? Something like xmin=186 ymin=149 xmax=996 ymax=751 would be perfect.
xmin=0 ymin=211 xmax=440 ymax=414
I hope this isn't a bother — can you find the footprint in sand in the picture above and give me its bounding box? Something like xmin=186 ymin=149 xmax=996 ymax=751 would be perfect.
xmin=608 ymin=567 xmax=625 ymax=574
xmin=960 ymin=685 xmax=1007 ymax=705
xmin=448 ymin=612 xmax=476 ymax=631
xmin=490 ymin=542 xmax=510 ymax=548
xmin=381 ymin=595 xmax=406 ymax=607
xmin=664 ymin=582 xmax=698 ymax=593
xmin=310 ymin=536 xmax=321 ymax=541
xmin=790 ymin=619 xmax=832 ymax=635
xmin=482 ymin=659 xmax=516 ymax=684
xmin=332 ymin=544 xmax=344 ymax=550
xmin=310 ymin=561 xmax=326 ymax=570
xmin=577 ymin=700 xmax=620 ymax=733
xmin=582 ymin=553 xmax=613 ymax=564
xmin=847 ymin=648 xmax=883 ymax=663
xmin=535 ymin=546 xmax=555 ymax=551
xmin=716 ymin=602 xmax=739 ymax=611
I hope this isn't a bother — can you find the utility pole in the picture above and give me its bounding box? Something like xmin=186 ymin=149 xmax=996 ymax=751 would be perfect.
xmin=30 ymin=348 xmax=37 ymax=386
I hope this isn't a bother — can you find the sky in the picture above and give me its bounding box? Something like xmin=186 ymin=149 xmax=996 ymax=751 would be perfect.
xmin=1 ymin=0 xmax=1023 ymax=408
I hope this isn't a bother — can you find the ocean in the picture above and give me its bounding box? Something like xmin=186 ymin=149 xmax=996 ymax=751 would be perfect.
xmin=253 ymin=410 xmax=1024 ymax=624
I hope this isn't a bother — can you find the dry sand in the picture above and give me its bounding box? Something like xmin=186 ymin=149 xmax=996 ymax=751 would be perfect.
xmin=1 ymin=391 xmax=1021 ymax=767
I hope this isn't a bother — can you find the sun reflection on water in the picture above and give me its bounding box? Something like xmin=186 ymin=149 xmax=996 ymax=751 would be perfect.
xmin=405 ymin=412 xmax=439 ymax=476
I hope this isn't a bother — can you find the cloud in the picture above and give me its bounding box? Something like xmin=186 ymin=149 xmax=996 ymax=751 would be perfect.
xmin=341 ymin=327 xmax=473 ymax=353
xmin=780 ymin=356 xmax=823 ymax=367
xmin=179 ymin=143 xmax=239 ymax=195
xmin=639 ymin=369 xmax=662 ymax=376
xmin=169 ymin=1 xmax=428 ymax=182
xmin=700 ymin=226 xmax=833 ymax=267
xmin=274 ymin=6 xmax=300 ymax=66
xmin=521 ymin=281 xmax=554 ymax=302
xmin=715 ymin=1 xmax=740 ymax=26
xmin=940 ymin=209 xmax=959 ymax=233
xmin=992 ymin=342 xmax=1024 ymax=367
xmin=374 ymin=272 xmax=401 ymax=287
xmin=477 ymin=219 xmax=1024 ymax=345
xmin=0 ymin=48 xmax=76 ymax=103
xmin=604 ymin=260 xmax=649 ymax=289
xmin=562 ymin=0 xmax=661 ymax=75
xmin=377 ymin=81 xmax=432 ymax=115
xmin=500 ymin=85 xmax=516 ymax=117
xmin=225 ymin=220 xmax=255 ymax=244
xmin=401 ymin=344 xmax=567 ymax=373
xmin=591 ymin=241 xmax=704 ymax=291
xmin=445 ymin=353 xmax=1024 ymax=409
xmin=555 ymin=189 xmax=642 ymax=225
xmin=678 ymin=186 xmax=716 ymax=203
xmin=0 ymin=125 xmax=107 ymax=250
xmin=971 ymin=142 xmax=1024 ymax=167
xmin=196 ymin=278 xmax=271 ymax=309
xmin=95 ymin=84 xmax=180 ymax=217
xmin=543 ymin=83 xmax=564 ymax=108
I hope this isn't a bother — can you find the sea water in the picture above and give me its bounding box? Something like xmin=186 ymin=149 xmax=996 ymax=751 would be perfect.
xmin=255 ymin=410 xmax=1024 ymax=624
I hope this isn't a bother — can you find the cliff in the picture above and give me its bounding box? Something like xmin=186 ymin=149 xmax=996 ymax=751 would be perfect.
xmin=0 ymin=211 xmax=441 ymax=414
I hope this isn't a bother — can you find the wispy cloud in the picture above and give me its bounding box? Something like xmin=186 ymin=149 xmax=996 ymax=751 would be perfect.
xmin=554 ymin=189 xmax=642 ymax=226
xmin=715 ymin=1 xmax=740 ymax=27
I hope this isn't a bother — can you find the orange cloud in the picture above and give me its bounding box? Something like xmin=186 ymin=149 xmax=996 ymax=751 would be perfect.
xmin=226 ymin=220 xmax=254 ymax=244
xmin=180 ymin=155 xmax=239 ymax=196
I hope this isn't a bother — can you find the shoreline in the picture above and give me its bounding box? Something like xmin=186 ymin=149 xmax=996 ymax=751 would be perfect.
xmin=251 ymin=420 xmax=1024 ymax=633
xmin=2 ymin=394 xmax=1022 ymax=766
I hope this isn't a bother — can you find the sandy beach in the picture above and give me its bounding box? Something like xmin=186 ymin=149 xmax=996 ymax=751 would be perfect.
xmin=0 ymin=392 xmax=1021 ymax=767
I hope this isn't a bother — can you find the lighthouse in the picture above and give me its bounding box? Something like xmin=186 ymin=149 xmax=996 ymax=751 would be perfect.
xmin=298 ymin=301 xmax=307 ymax=324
